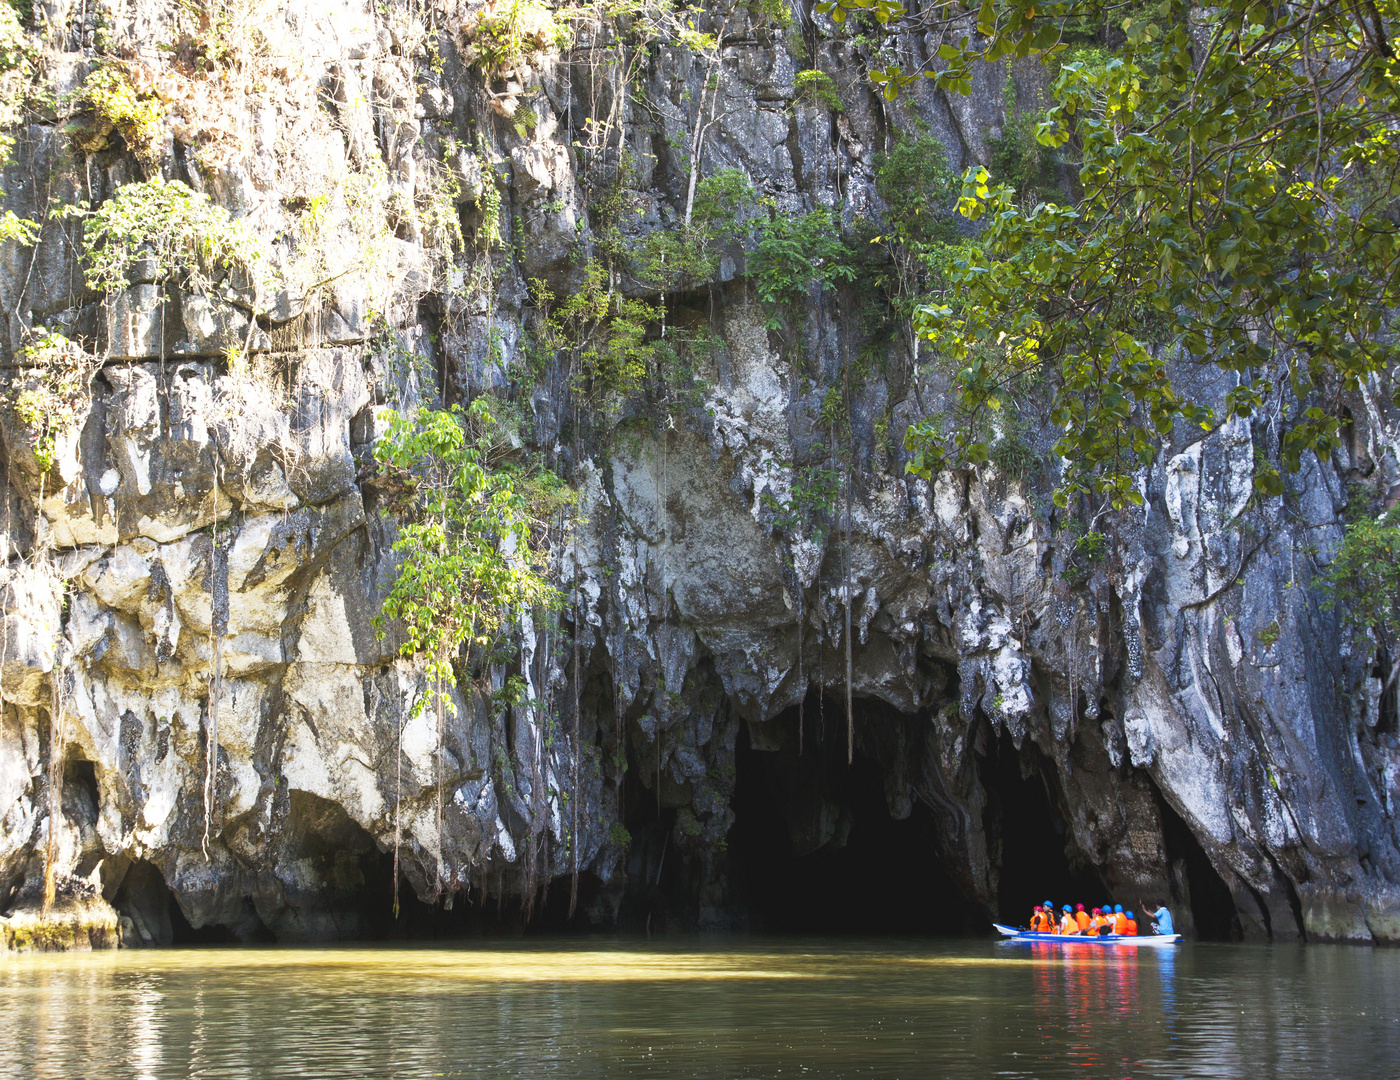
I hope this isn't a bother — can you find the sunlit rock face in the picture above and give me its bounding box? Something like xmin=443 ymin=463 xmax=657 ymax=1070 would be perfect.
xmin=0 ymin=0 xmax=1396 ymax=948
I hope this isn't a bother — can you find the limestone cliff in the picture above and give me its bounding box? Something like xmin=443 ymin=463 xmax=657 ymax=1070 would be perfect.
xmin=0 ymin=0 xmax=1396 ymax=947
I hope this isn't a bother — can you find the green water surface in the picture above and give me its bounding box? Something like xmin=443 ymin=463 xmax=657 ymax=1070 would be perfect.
xmin=1 ymin=938 xmax=1396 ymax=1079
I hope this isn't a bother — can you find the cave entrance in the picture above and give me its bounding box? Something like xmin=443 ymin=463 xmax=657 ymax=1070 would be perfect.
xmin=981 ymin=734 xmax=1108 ymax=926
xmin=728 ymin=694 xmax=976 ymax=935
xmin=1156 ymin=788 xmax=1242 ymax=940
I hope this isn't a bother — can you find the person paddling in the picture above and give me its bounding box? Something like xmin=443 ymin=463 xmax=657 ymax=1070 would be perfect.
xmin=1146 ymin=902 xmax=1174 ymax=936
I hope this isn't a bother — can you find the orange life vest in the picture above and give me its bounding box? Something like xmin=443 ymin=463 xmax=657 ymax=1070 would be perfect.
xmin=1030 ymin=911 xmax=1045 ymax=931
xmin=1092 ymin=914 xmax=1110 ymax=935
xmin=1114 ymin=912 xmax=1129 ymax=935
xmin=1060 ymin=912 xmax=1079 ymax=935
xmin=1126 ymin=918 xmax=1138 ymax=936
xmin=1075 ymin=910 xmax=1091 ymax=932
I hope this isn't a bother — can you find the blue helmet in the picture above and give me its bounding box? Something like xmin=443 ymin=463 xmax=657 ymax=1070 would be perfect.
xmin=1114 ymin=904 xmax=1124 ymax=913
xmin=1126 ymin=911 xmax=1134 ymax=919
xmin=1062 ymin=905 xmax=1071 ymax=912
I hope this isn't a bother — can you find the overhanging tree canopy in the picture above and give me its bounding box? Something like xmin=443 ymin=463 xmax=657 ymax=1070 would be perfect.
xmin=821 ymin=0 xmax=1400 ymax=507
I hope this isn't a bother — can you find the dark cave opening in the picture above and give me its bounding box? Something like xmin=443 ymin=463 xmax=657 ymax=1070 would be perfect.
xmin=982 ymin=734 xmax=1109 ymax=927
xmin=1156 ymin=788 xmax=1242 ymax=940
xmin=727 ymin=694 xmax=978 ymax=935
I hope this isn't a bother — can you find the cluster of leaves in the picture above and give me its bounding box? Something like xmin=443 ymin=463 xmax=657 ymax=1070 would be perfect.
xmin=373 ymin=398 xmax=567 ymax=701
xmin=749 ymin=205 xmax=856 ymax=309
xmin=75 ymin=177 xmax=266 ymax=298
xmin=532 ymin=260 xmax=660 ymax=402
xmin=873 ymin=134 xmax=961 ymax=249
xmin=460 ymin=0 xmax=573 ymax=77
xmin=71 ymin=65 xmax=165 ymax=166
xmin=1323 ymin=508 xmax=1400 ymax=658
xmin=8 ymin=330 xmax=99 ymax=475
xmin=794 ymin=69 xmax=843 ymax=112
xmin=762 ymin=460 xmax=840 ymax=537
xmin=628 ymin=169 xmax=757 ymax=292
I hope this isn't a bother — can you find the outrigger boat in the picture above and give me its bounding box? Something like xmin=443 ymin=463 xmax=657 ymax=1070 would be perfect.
xmin=993 ymin=924 xmax=1182 ymax=947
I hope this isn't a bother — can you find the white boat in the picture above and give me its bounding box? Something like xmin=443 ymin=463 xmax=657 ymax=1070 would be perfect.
xmin=993 ymin=923 xmax=1182 ymax=947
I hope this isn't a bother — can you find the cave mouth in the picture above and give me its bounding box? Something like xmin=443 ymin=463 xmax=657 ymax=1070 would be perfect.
xmin=1155 ymin=787 xmax=1242 ymax=941
xmin=727 ymin=694 xmax=982 ymax=935
xmin=981 ymin=733 xmax=1109 ymax=927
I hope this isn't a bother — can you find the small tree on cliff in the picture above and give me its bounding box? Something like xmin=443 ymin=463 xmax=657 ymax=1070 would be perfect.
xmin=373 ymin=398 xmax=565 ymax=911
xmin=1324 ymin=507 xmax=1400 ymax=711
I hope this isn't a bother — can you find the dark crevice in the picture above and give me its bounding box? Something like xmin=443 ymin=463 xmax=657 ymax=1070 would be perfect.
xmin=1155 ymin=785 xmax=1242 ymax=940
xmin=980 ymin=732 xmax=1109 ymax=925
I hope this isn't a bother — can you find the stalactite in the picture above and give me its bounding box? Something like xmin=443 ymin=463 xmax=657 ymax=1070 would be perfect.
xmin=393 ymin=685 xmax=403 ymax=920
xmin=843 ymin=341 xmax=853 ymax=765
xmin=569 ymin=410 xmax=582 ymax=920
xmin=41 ymin=672 xmax=63 ymax=916
xmin=202 ymin=633 xmax=222 ymax=860
xmin=203 ymin=472 xmax=227 ymax=861
xmin=434 ymin=663 xmax=445 ymax=899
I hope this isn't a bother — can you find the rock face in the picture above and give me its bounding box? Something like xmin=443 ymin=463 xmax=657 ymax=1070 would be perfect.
xmin=0 ymin=0 xmax=1396 ymax=946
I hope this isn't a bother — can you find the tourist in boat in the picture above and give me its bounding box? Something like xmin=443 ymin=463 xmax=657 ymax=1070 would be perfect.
xmin=1075 ymin=904 xmax=1091 ymax=933
xmin=1043 ymin=900 xmax=1057 ymax=933
xmin=1030 ymin=905 xmax=1047 ymax=931
xmin=1059 ymin=905 xmax=1080 ymax=934
xmin=1147 ymin=903 xmax=1174 ymax=936
xmin=1125 ymin=911 xmax=1138 ymax=936
xmin=1113 ymin=905 xmax=1129 ymax=934
xmin=1090 ymin=907 xmax=1110 ymax=935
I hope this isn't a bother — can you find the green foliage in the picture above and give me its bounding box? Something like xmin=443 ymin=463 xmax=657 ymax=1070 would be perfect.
xmin=986 ymin=109 xmax=1060 ymax=208
xmin=609 ymin=822 xmax=632 ymax=848
xmin=631 ymin=168 xmax=755 ymax=291
xmin=1058 ymin=527 xmax=1107 ymax=582
xmin=762 ymin=460 xmax=840 ymax=537
xmin=873 ymin=134 xmax=959 ymax=248
xmin=750 ymin=205 xmax=856 ymax=307
xmin=373 ymin=398 xmax=565 ymax=699
xmin=461 ymin=0 xmax=572 ymax=76
xmin=1258 ymin=619 xmax=1281 ymax=648
xmin=76 ymin=177 xmax=266 ymax=298
xmin=534 ymin=261 xmax=660 ymax=402
xmin=989 ymin=423 xmax=1040 ymax=480
xmin=750 ymin=0 xmax=794 ymax=28
xmin=794 ymin=69 xmax=842 ymax=112
xmin=822 ymin=0 xmax=1400 ymax=511
xmin=7 ymin=330 xmax=98 ymax=475
xmin=1322 ymin=508 xmax=1400 ymax=653
xmin=72 ymin=65 xmax=164 ymax=165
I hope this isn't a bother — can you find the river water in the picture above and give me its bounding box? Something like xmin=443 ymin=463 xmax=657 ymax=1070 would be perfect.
xmin=1 ymin=938 xmax=1396 ymax=1079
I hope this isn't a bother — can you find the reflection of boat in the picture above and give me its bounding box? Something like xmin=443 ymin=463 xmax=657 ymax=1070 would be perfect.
xmin=993 ymin=923 xmax=1182 ymax=947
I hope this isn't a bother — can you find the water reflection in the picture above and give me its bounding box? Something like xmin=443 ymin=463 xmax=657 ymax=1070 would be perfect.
xmin=0 ymin=940 xmax=1395 ymax=1079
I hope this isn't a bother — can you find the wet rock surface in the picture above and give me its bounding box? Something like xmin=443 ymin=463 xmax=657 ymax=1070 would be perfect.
xmin=0 ymin=0 xmax=1396 ymax=947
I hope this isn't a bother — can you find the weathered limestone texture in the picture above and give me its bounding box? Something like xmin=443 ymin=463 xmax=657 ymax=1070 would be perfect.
xmin=0 ymin=0 xmax=1395 ymax=946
